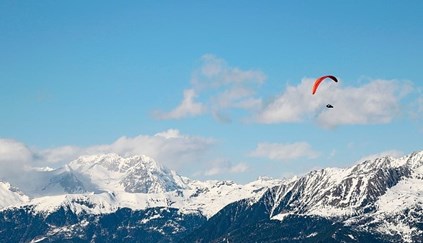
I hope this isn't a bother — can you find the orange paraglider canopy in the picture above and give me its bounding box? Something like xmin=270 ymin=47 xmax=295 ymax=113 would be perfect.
xmin=311 ymin=75 xmax=338 ymax=95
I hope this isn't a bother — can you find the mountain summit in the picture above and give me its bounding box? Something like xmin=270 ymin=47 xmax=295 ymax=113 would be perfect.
xmin=1 ymin=153 xmax=280 ymax=217
xmin=0 ymin=151 xmax=422 ymax=242
xmin=0 ymin=181 xmax=29 ymax=208
xmin=185 ymin=151 xmax=423 ymax=242
xmin=67 ymin=153 xmax=187 ymax=194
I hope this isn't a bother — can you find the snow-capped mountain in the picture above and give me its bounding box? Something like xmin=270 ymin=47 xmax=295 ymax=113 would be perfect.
xmin=186 ymin=151 xmax=423 ymax=242
xmin=269 ymin=153 xmax=414 ymax=218
xmin=0 ymin=153 xmax=281 ymax=242
xmin=268 ymin=151 xmax=422 ymax=218
xmin=0 ymin=181 xmax=29 ymax=209
xmin=40 ymin=165 xmax=87 ymax=195
xmin=3 ymin=153 xmax=281 ymax=218
xmin=67 ymin=154 xmax=187 ymax=194
xmin=1 ymin=151 xmax=422 ymax=242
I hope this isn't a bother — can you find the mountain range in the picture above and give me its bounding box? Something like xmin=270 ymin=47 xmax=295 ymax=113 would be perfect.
xmin=0 ymin=151 xmax=422 ymax=242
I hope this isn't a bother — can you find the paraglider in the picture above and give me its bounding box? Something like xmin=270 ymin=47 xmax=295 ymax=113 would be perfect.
xmin=312 ymin=75 xmax=338 ymax=95
xmin=312 ymin=75 xmax=338 ymax=109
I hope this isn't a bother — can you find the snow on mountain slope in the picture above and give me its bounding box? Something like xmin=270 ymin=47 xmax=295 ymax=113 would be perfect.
xmin=265 ymin=151 xmax=423 ymax=242
xmin=376 ymin=152 xmax=423 ymax=214
xmin=21 ymin=177 xmax=281 ymax=218
xmin=29 ymin=192 xmax=118 ymax=215
xmin=67 ymin=154 xmax=187 ymax=194
xmin=5 ymin=153 xmax=281 ymax=218
xmin=1 ymin=151 xmax=422 ymax=242
xmin=368 ymin=176 xmax=423 ymax=242
xmin=0 ymin=181 xmax=29 ymax=209
xmin=268 ymin=153 xmax=415 ymax=219
xmin=352 ymin=152 xmax=423 ymax=242
xmin=178 ymin=176 xmax=283 ymax=217
xmin=39 ymin=165 xmax=87 ymax=195
xmin=5 ymin=149 xmax=422 ymax=239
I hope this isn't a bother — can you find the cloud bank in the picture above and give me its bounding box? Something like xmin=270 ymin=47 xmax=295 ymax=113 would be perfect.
xmin=0 ymin=130 xmax=256 ymax=190
xmin=0 ymin=129 xmax=216 ymax=184
xmin=41 ymin=129 xmax=215 ymax=170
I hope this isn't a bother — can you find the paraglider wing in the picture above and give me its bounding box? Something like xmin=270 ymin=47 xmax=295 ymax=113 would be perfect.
xmin=312 ymin=75 xmax=338 ymax=95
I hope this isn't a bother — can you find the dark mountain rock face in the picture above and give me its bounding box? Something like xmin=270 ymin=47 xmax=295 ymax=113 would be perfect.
xmin=187 ymin=186 xmax=282 ymax=242
xmin=0 ymin=206 xmax=206 ymax=242
xmin=205 ymin=216 xmax=391 ymax=243
xmin=183 ymin=154 xmax=423 ymax=242
xmin=1 ymin=151 xmax=422 ymax=242
xmin=182 ymin=201 xmax=395 ymax=243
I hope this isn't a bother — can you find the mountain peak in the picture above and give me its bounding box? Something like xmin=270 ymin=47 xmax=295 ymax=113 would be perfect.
xmin=0 ymin=181 xmax=29 ymax=209
xmin=68 ymin=153 xmax=186 ymax=194
xmin=405 ymin=150 xmax=423 ymax=169
xmin=1 ymin=150 xmax=422 ymax=242
xmin=71 ymin=153 xmax=161 ymax=171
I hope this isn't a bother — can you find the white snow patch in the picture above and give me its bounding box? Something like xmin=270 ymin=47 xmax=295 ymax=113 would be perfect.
xmin=376 ymin=178 xmax=423 ymax=214
xmin=140 ymin=214 xmax=161 ymax=224
xmin=376 ymin=221 xmax=415 ymax=243
xmin=0 ymin=181 xmax=30 ymax=209
xmin=307 ymin=205 xmax=355 ymax=218
xmin=271 ymin=213 xmax=291 ymax=221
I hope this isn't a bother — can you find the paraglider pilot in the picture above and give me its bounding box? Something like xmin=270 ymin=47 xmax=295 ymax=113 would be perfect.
xmin=312 ymin=75 xmax=338 ymax=109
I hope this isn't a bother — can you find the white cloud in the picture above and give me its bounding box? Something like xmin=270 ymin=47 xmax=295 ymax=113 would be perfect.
xmin=154 ymin=129 xmax=182 ymax=139
xmin=73 ymin=130 xmax=214 ymax=170
xmin=249 ymin=142 xmax=319 ymax=162
xmin=156 ymin=54 xmax=266 ymax=122
xmin=229 ymin=163 xmax=249 ymax=173
xmin=254 ymin=78 xmax=412 ymax=127
xmin=0 ymin=129 xmax=215 ymax=175
xmin=212 ymin=87 xmax=262 ymax=110
xmin=0 ymin=139 xmax=33 ymax=164
xmin=0 ymin=139 xmax=34 ymax=180
xmin=203 ymin=159 xmax=248 ymax=176
xmin=254 ymin=79 xmax=319 ymax=123
xmin=156 ymin=56 xmax=416 ymax=127
xmin=357 ymin=150 xmax=404 ymax=163
xmin=316 ymin=80 xmax=411 ymax=127
xmin=193 ymin=54 xmax=266 ymax=88
xmin=0 ymin=139 xmax=36 ymax=187
xmin=0 ymin=130 xmax=218 ymax=191
xmin=38 ymin=145 xmax=82 ymax=164
xmin=154 ymin=89 xmax=206 ymax=120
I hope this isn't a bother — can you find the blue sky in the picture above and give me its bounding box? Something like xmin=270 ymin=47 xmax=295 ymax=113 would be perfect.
xmin=1 ymin=1 xmax=422 ymax=183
